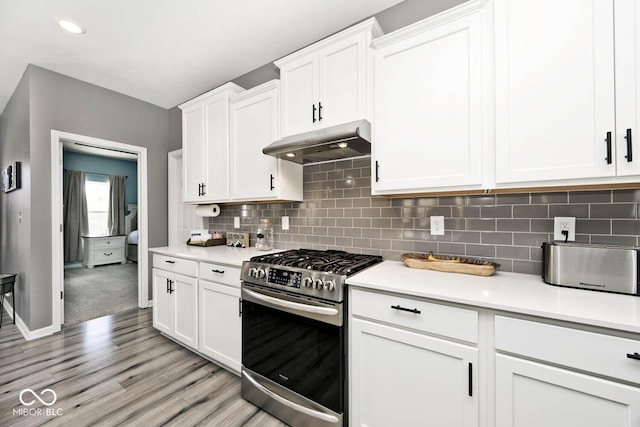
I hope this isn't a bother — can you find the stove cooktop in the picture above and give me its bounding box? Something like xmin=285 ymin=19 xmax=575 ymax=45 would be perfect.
xmin=241 ymin=249 xmax=383 ymax=302
xmin=249 ymin=249 xmax=382 ymax=275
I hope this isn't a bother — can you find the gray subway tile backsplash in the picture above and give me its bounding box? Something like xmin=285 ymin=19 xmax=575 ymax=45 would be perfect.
xmin=207 ymin=159 xmax=640 ymax=275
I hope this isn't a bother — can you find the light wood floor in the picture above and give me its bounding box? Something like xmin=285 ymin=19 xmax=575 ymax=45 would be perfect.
xmin=0 ymin=308 xmax=287 ymax=427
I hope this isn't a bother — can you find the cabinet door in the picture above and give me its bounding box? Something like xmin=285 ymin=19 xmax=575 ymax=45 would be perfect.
xmin=182 ymin=104 xmax=204 ymax=202
xmin=172 ymin=272 xmax=198 ymax=348
xmin=496 ymin=354 xmax=640 ymax=427
xmin=230 ymin=87 xmax=279 ymax=201
xmin=198 ymin=280 xmax=241 ymax=374
xmin=372 ymin=11 xmax=484 ymax=194
xmin=152 ymin=269 xmax=173 ymax=336
xmin=495 ymin=0 xmax=616 ymax=184
xmin=350 ymin=318 xmax=478 ymax=427
xmin=319 ymin=33 xmax=368 ymax=127
xmin=279 ymin=55 xmax=319 ymax=137
xmin=615 ymin=0 xmax=640 ymax=176
xmin=202 ymin=93 xmax=230 ymax=201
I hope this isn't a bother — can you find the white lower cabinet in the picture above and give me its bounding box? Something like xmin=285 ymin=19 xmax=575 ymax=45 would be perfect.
xmin=494 ymin=315 xmax=640 ymax=427
xmin=198 ymin=279 xmax=242 ymax=374
xmin=152 ymin=268 xmax=198 ymax=348
xmin=350 ymin=288 xmax=479 ymax=427
xmin=495 ymin=354 xmax=640 ymax=427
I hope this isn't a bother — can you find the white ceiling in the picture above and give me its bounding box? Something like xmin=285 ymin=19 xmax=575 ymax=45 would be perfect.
xmin=0 ymin=0 xmax=403 ymax=114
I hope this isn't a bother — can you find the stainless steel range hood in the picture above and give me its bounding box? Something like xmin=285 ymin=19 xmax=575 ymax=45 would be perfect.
xmin=262 ymin=120 xmax=371 ymax=164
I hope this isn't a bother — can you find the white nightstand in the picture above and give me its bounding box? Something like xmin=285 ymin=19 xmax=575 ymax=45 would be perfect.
xmin=82 ymin=235 xmax=127 ymax=268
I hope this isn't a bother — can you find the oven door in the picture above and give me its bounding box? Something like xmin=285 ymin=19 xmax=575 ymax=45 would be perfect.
xmin=241 ymin=282 xmax=343 ymax=425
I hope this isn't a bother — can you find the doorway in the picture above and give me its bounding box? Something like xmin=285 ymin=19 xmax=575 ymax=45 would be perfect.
xmin=51 ymin=130 xmax=149 ymax=333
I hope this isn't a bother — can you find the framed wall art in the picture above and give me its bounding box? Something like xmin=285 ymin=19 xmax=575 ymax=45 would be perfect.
xmin=2 ymin=161 xmax=21 ymax=193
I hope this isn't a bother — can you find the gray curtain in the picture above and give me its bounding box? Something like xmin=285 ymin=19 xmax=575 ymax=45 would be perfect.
xmin=108 ymin=175 xmax=126 ymax=235
xmin=64 ymin=170 xmax=88 ymax=262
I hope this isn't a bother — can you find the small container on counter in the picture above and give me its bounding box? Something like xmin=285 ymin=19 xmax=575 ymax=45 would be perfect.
xmin=256 ymin=219 xmax=274 ymax=251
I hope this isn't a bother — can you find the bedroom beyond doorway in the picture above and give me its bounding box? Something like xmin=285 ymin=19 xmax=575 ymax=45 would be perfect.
xmin=63 ymin=263 xmax=138 ymax=325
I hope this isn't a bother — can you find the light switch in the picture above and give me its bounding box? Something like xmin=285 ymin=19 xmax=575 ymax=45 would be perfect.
xmin=282 ymin=216 xmax=289 ymax=231
xmin=234 ymin=216 xmax=240 ymax=229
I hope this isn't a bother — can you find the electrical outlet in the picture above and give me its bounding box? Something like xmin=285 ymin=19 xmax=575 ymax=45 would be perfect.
xmin=234 ymin=216 xmax=240 ymax=229
xmin=553 ymin=216 xmax=576 ymax=241
xmin=282 ymin=216 xmax=289 ymax=231
xmin=430 ymin=216 xmax=445 ymax=236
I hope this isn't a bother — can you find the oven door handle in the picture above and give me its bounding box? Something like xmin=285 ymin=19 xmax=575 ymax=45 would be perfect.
xmin=243 ymin=289 xmax=338 ymax=316
xmin=242 ymin=369 xmax=340 ymax=424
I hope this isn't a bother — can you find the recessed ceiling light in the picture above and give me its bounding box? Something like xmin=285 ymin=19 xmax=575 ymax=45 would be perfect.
xmin=337 ymin=142 xmax=348 ymax=148
xmin=286 ymin=153 xmax=296 ymax=158
xmin=58 ymin=18 xmax=86 ymax=35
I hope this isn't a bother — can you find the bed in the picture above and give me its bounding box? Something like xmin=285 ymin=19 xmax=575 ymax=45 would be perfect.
xmin=125 ymin=204 xmax=138 ymax=262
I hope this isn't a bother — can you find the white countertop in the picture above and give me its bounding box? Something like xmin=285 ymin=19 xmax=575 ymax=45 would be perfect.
xmin=149 ymin=245 xmax=279 ymax=267
xmin=347 ymin=261 xmax=640 ymax=334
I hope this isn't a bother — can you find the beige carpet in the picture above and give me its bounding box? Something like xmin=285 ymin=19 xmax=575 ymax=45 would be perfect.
xmin=64 ymin=263 xmax=138 ymax=326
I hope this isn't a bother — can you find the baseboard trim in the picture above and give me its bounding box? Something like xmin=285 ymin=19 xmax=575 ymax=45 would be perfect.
xmin=147 ymin=299 xmax=153 ymax=307
xmin=3 ymin=300 xmax=56 ymax=341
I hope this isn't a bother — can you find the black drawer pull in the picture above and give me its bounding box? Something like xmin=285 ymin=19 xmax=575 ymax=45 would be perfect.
xmin=391 ymin=305 xmax=421 ymax=314
xmin=468 ymin=363 xmax=473 ymax=396
xmin=104 ymin=252 xmax=112 ymax=256
xmin=627 ymin=352 xmax=640 ymax=360
xmin=211 ymin=269 xmax=225 ymax=274
xmin=165 ymin=260 xmax=176 ymax=264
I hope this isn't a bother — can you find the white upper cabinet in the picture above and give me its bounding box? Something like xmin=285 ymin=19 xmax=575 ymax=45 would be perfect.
xmin=179 ymin=83 xmax=245 ymax=203
xmin=275 ymin=18 xmax=383 ymax=137
xmin=229 ymin=81 xmax=302 ymax=202
xmin=371 ymin=1 xmax=489 ymax=195
xmin=494 ymin=0 xmax=640 ymax=186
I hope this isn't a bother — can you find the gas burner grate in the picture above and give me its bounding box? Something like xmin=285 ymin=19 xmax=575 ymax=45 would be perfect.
xmin=250 ymin=249 xmax=382 ymax=275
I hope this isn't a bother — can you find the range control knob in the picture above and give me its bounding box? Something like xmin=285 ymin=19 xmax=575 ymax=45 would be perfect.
xmin=256 ymin=268 xmax=266 ymax=279
xmin=313 ymin=279 xmax=324 ymax=290
xmin=248 ymin=268 xmax=257 ymax=278
xmin=323 ymin=280 xmax=335 ymax=292
xmin=302 ymin=277 xmax=313 ymax=288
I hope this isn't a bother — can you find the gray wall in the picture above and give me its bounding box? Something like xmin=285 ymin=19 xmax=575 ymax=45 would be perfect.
xmin=0 ymin=68 xmax=31 ymax=325
xmin=0 ymin=65 xmax=171 ymax=330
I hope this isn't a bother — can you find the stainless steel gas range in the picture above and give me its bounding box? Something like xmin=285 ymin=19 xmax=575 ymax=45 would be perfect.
xmin=240 ymin=249 xmax=383 ymax=427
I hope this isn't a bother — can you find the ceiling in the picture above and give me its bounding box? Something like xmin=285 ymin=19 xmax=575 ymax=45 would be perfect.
xmin=0 ymin=0 xmax=404 ymax=114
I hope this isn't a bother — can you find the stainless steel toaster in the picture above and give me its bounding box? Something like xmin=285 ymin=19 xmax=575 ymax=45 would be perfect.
xmin=541 ymin=242 xmax=640 ymax=295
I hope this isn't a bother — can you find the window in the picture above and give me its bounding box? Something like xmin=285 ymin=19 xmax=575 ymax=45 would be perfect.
xmin=85 ymin=178 xmax=110 ymax=236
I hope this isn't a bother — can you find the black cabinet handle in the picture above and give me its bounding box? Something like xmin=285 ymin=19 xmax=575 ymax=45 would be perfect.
xmin=468 ymin=363 xmax=473 ymax=396
xmin=239 ymin=299 xmax=242 ymax=317
xmin=198 ymin=183 xmax=202 ymax=196
xmin=312 ymin=104 xmax=317 ymax=123
xmin=318 ymin=102 xmax=323 ymax=121
xmin=625 ymin=128 xmax=633 ymax=162
xmin=627 ymin=352 xmax=640 ymax=360
xmin=375 ymin=160 xmax=380 ymax=182
xmin=166 ymin=278 xmax=170 ymax=294
xmin=270 ymin=174 xmax=275 ymax=191
xmin=168 ymin=279 xmax=174 ymax=294
xmin=605 ymin=131 xmax=612 ymax=164
xmin=165 ymin=260 xmax=176 ymax=264
xmin=201 ymin=183 xmax=206 ymax=196
xmin=391 ymin=304 xmax=421 ymax=314
xmin=211 ymin=269 xmax=225 ymax=274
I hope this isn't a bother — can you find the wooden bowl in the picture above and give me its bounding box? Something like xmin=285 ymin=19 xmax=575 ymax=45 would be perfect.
xmin=401 ymin=252 xmax=500 ymax=276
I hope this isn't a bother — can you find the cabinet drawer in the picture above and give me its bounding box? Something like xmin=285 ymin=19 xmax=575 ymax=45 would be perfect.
xmin=93 ymin=237 xmax=125 ymax=249
xmin=351 ymin=288 xmax=478 ymax=343
xmin=93 ymin=248 xmax=124 ymax=263
xmin=495 ymin=316 xmax=640 ymax=385
xmin=153 ymin=254 xmax=198 ymax=277
xmin=199 ymin=262 xmax=241 ymax=287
